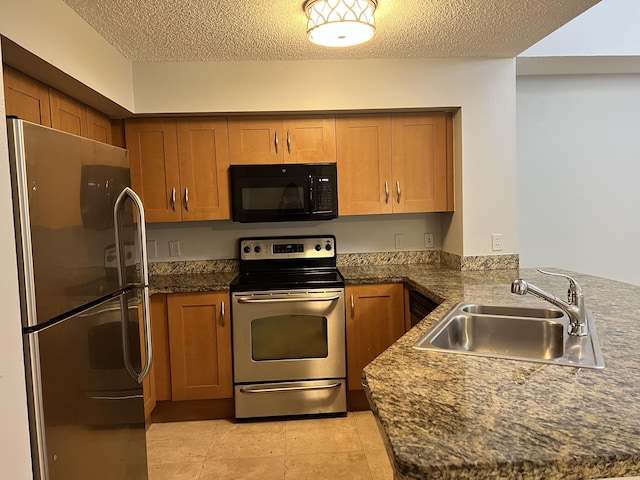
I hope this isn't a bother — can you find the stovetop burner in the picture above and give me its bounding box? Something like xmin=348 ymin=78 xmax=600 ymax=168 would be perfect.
xmin=230 ymin=235 xmax=344 ymax=292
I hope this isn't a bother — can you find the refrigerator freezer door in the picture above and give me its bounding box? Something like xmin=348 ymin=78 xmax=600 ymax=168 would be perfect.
xmin=7 ymin=119 xmax=138 ymax=328
xmin=25 ymin=289 xmax=148 ymax=480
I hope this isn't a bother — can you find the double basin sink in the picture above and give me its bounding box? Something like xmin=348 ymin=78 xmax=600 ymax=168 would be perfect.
xmin=414 ymin=302 xmax=605 ymax=369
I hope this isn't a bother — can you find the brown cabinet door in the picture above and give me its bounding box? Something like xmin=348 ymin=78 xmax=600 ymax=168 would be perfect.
xmin=336 ymin=115 xmax=392 ymax=215
xmin=150 ymin=294 xmax=172 ymax=401
xmin=167 ymin=292 xmax=233 ymax=401
xmin=228 ymin=117 xmax=282 ymax=164
xmin=86 ymin=107 xmax=113 ymax=144
xmin=50 ymin=89 xmax=88 ymax=137
xmin=3 ymin=66 xmax=52 ymax=126
xmin=346 ymin=284 xmax=405 ymax=391
xmin=283 ymin=116 xmax=336 ymax=164
xmin=391 ymin=112 xmax=450 ymax=213
xmin=140 ymin=302 xmax=157 ymax=420
xmin=125 ymin=118 xmax=182 ymax=222
xmin=177 ymin=118 xmax=231 ymax=221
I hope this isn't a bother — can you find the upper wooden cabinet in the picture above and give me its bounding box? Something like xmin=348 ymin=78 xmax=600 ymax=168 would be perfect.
xmin=336 ymin=115 xmax=392 ymax=215
xmin=125 ymin=117 xmax=231 ymax=223
xmin=336 ymin=112 xmax=453 ymax=216
xmin=228 ymin=115 xmax=336 ymax=164
xmin=50 ymin=89 xmax=88 ymax=137
xmin=3 ymin=66 xmax=113 ymax=144
xmin=345 ymin=283 xmax=405 ymax=391
xmin=87 ymin=107 xmax=113 ymax=145
xmin=3 ymin=66 xmax=51 ymax=127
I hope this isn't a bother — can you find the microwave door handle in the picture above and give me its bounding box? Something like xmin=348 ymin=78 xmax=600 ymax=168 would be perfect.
xmin=113 ymin=187 xmax=153 ymax=383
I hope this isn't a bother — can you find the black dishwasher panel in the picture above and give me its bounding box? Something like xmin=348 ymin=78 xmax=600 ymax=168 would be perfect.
xmin=408 ymin=290 xmax=440 ymax=328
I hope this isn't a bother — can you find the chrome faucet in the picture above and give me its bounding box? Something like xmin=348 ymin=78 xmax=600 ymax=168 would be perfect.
xmin=511 ymin=270 xmax=588 ymax=336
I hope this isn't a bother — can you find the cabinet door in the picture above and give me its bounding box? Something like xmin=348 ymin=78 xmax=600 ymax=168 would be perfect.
xmin=283 ymin=116 xmax=336 ymax=164
xmin=140 ymin=303 xmax=156 ymax=420
xmin=50 ymin=89 xmax=88 ymax=137
xmin=336 ymin=115 xmax=392 ymax=215
xmin=150 ymin=294 xmax=172 ymax=401
xmin=167 ymin=292 xmax=232 ymax=401
xmin=125 ymin=118 xmax=182 ymax=222
xmin=228 ymin=117 xmax=282 ymax=164
xmin=346 ymin=284 xmax=404 ymax=391
xmin=391 ymin=112 xmax=450 ymax=213
xmin=86 ymin=107 xmax=113 ymax=144
xmin=177 ymin=118 xmax=231 ymax=221
xmin=3 ymin=66 xmax=52 ymax=126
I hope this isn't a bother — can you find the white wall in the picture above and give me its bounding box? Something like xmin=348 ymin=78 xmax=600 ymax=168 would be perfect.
xmin=517 ymin=74 xmax=640 ymax=286
xmin=520 ymin=0 xmax=640 ymax=57
xmin=0 ymin=59 xmax=35 ymax=480
xmin=147 ymin=213 xmax=442 ymax=262
xmin=0 ymin=0 xmax=134 ymax=111
xmin=133 ymin=58 xmax=518 ymax=258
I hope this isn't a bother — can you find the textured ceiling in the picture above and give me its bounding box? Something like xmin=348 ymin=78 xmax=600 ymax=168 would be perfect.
xmin=61 ymin=0 xmax=600 ymax=62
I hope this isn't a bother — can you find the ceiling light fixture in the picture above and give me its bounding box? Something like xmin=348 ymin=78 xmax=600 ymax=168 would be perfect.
xmin=303 ymin=0 xmax=378 ymax=48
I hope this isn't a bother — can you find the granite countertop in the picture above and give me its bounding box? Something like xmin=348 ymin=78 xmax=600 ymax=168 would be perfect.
xmin=148 ymin=261 xmax=640 ymax=479
xmin=357 ymin=265 xmax=640 ymax=480
xmin=149 ymin=271 xmax=237 ymax=294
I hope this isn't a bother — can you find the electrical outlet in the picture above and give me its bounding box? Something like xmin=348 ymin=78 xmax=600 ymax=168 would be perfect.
xmin=168 ymin=240 xmax=181 ymax=257
xmin=492 ymin=234 xmax=503 ymax=252
xmin=394 ymin=234 xmax=404 ymax=249
xmin=146 ymin=240 xmax=158 ymax=259
xmin=424 ymin=233 xmax=434 ymax=249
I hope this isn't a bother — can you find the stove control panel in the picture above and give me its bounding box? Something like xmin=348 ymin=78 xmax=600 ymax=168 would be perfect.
xmin=239 ymin=236 xmax=336 ymax=260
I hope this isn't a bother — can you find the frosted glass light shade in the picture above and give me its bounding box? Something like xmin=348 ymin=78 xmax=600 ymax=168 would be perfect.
xmin=304 ymin=0 xmax=377 ymax=47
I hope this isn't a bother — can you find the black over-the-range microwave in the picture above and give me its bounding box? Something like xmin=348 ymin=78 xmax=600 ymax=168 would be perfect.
xmin=229 ymin=163 xmax=338 ymax=223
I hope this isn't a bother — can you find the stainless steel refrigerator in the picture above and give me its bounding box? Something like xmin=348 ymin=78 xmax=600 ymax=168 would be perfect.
xmin=6 ymin=118 xmax=152 ymax=480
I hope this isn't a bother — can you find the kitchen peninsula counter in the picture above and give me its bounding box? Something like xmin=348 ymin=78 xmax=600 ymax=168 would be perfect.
xmin=147 ymin=261 xmax=640 ymax=479
xmin=351 ymin=265 xmax=640 ymax=480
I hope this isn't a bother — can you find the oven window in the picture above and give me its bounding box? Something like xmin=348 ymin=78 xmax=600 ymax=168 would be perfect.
xmin=241 ymin=184 xmax=305 ymax=212
xmin=251 ymin=315 xmax=328 ymax=361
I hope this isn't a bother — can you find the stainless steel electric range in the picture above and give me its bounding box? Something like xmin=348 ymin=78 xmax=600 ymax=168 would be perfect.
xmin=230 ymin=235 xmax=346 ymax=419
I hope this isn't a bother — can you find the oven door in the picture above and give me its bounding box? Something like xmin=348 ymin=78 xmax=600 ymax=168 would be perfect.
xmin=231 ymin=288 xmax=346 ymax=383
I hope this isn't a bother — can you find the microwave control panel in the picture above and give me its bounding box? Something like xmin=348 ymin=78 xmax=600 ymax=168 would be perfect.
xmin=312 ymin=176 xmax=336 ymax=213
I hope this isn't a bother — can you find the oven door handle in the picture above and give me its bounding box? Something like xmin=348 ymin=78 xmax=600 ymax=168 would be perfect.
xmin=236 ymin=295 xmax=341 ymax=304
xmin=239 ymin=382 xmax=342 ymax=394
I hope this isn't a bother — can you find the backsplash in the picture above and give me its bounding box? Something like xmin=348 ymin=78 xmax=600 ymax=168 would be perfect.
xmin=440 ymin=251 xmax=519 ymax=271
xmin=148 ymin=250 xmax=519 ymax=276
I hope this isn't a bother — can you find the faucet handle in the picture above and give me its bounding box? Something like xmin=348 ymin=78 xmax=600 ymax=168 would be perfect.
xmin=537 ymin=269 xmax=582 ymax=301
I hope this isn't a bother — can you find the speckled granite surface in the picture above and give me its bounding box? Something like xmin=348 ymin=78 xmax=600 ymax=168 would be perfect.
xmin=357 ymin=265 xmax=640 ymax=480
xmin=147 ymin=257 xmax=639 ymax=479
xmin=149 ymin=272 xmax=237 ymax=294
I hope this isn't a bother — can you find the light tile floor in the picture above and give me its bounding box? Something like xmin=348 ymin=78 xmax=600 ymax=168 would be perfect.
xmin=146 ymin=411 xmax=394 ymax=480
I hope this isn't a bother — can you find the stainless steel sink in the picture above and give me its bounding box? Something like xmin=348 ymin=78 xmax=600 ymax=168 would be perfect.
xmin=460 ymin=304 xmax=565 ymax=319
xmin=414 ymin=302 xmax=605 ymax=369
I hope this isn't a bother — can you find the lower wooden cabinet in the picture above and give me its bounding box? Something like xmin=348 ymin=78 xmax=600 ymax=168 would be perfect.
xmin=345 ymin=283 xmax=405 ymax=392
xmin=167 ymin=291 xmax=233 ymax=401
xmin=145 ymin=291 xmax=233 ymax=414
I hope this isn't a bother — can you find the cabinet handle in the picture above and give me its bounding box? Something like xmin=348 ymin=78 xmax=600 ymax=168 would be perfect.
xmin=170 ymin=187 xmax=176 ymax=211
xmin=274 ymin=131 xmax=279 ymax=154
xmin=385 ymin=181 xmax=389 ymax=204
xmin=220 ymin=301 xmax=225 ymax=327
xmin=184 ymin=187 xmax=189 ymax=212
xmin=287 ymin=130 xmax=291 ymax=154
xmin=350 ymin=294 xmax=355 ymax=318
xmin=397 ymin=181 xmax=401 ymax=204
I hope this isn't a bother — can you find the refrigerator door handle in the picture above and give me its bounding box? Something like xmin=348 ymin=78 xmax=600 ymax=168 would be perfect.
xmin=114 ymin=187 xmax=153 ymax=383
